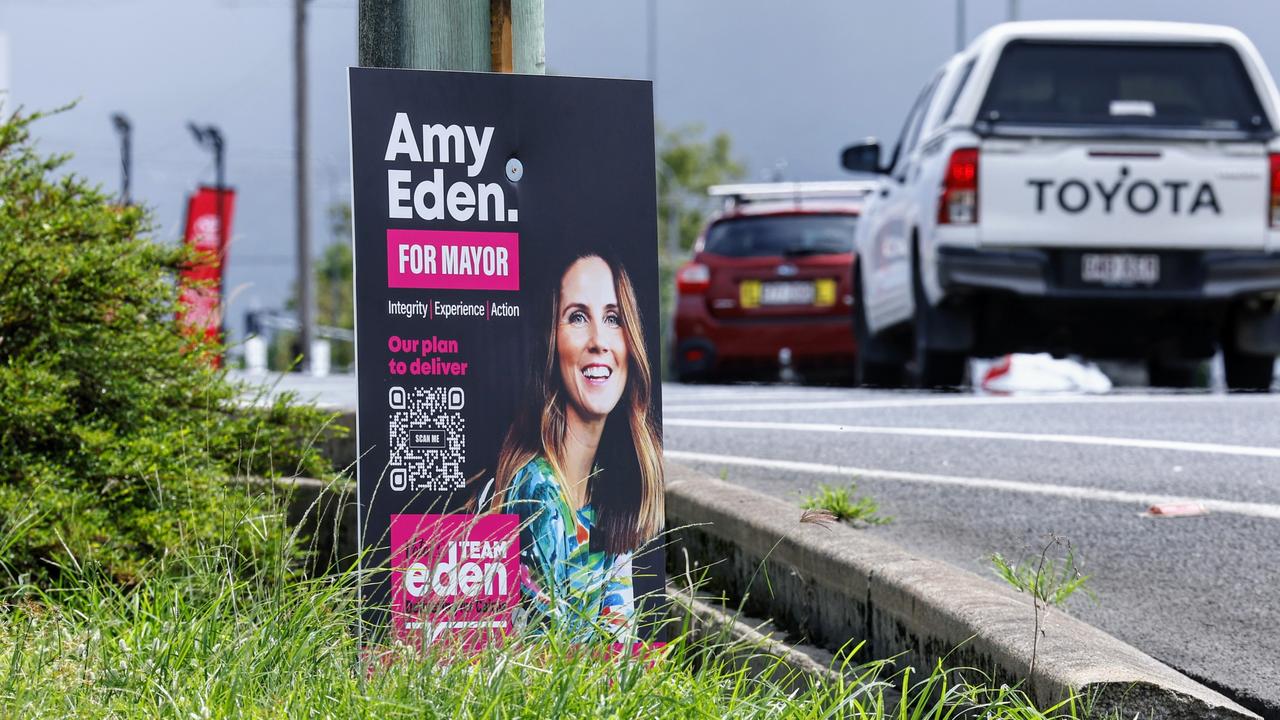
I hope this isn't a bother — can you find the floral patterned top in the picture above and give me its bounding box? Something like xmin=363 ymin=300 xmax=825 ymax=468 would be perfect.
xmin=503 ymin=457 xmax=634 ymax=642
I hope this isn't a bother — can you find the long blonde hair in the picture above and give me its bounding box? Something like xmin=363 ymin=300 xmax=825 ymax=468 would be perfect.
xmin=488 ymin=254 xmax=663 ymax=555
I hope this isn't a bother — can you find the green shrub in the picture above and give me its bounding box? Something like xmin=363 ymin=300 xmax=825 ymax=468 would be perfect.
xmin=0 ymin=109 xmax=338 ymax=585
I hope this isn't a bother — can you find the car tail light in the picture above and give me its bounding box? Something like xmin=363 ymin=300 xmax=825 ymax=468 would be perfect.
xmin=938 ymin=148 xmax=978 ymax=225
xmin=1269 ymin=153 xmax=1280 ymax=227
xmin=676 ymin=262 xmax=711 ymax=294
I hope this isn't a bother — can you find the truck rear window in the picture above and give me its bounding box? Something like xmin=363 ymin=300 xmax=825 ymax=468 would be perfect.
xmin=704 ymin=215 xmax=858 ymax=258
xmin=978 ymin=41 xmax=1269 ymax=131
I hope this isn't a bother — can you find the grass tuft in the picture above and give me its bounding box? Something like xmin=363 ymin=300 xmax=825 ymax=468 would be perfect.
xmin=800 ymin=482 xmax=892 ymax=526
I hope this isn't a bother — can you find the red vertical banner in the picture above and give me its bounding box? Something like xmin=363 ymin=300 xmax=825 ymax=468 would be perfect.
xmin=178 ymin=186 xmax=235 ymax=348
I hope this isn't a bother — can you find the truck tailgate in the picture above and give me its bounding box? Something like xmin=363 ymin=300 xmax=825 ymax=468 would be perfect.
xmin=979 ymin=138 xmax=1269 ymax=250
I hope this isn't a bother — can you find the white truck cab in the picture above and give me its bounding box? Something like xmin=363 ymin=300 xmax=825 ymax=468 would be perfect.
xmin=845 ymin=21 xmax=1280 ymax=390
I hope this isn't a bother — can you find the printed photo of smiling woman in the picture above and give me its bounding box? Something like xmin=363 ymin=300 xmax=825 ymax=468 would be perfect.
xmin=479 ymin=254 xmax=663 ymax=643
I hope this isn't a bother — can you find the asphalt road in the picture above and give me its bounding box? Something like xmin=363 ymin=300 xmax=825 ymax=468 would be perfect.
xmin=242 ymin=371 xmax=1279 ymax=715
xmin=663 ymin=382 xmax=1280 ymax=716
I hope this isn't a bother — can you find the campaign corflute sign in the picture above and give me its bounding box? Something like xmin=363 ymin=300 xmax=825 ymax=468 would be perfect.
xmin=348 ymin=68 xmax=665 ymax=649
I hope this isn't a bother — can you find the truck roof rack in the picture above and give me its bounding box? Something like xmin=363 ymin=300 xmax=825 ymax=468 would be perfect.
xmin=707 ymin=181 xmax=880 ymax=210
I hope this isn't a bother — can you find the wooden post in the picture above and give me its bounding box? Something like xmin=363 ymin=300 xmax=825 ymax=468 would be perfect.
xmin=358 ymin=0 xmax=543 ymax=74
xmin=490 ymin=0 xmax=513 ymax=73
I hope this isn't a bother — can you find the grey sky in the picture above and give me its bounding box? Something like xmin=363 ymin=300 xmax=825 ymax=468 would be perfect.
xmin=2 ymin=1 xmax=1277 ymax=343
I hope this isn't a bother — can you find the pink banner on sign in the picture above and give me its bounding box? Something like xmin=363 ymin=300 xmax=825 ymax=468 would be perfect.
xmin=387 ymin=229 xmax=520 ymax=290
xmin=390 ymin=513 xmax=520 ymax=650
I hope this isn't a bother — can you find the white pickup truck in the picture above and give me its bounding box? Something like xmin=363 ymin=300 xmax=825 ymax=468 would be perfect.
xmin=844 ymin=21 xmax=1280 ymax=390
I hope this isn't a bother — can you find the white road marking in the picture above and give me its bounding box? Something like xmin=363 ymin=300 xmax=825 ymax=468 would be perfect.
xmin=664 ymin=392 xmax=1280 ymax=414
xmin=663 ymin=390 xmax=835 ymax=404
xmin=665 ymin=417 xmax=1280 ymax=459
xmin=666 ymin=450 xmax=1280 ymax=521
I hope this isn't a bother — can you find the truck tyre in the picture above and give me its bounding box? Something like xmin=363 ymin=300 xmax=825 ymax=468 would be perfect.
xmin=1222 ymin=334 xmax=1275 ymax=391
xmin=912 ymin=258 xmax=967 ymax=389
xmin=852 ymin=261 xmax=905 ymax=388
xmin=1146 ymin=358 xmax=1208 ymax=389
xmin=1223 ymin=307 xmax=1278 ymax=392
xmin=1223 ymin=350 xmax=1275 ymax=391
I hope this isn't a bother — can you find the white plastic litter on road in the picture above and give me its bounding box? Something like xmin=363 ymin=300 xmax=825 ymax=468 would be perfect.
xmin=973 ymin=353 xmax=1113 ymax=394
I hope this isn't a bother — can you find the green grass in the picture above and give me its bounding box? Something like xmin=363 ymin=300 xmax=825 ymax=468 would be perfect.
xmin=800 ymin=482 xmax=893 ymax=526
xmin=0 ymin=497 xmax=1094 ymax=718
xmin=0 ymin=569 xmax=1096 ymax=717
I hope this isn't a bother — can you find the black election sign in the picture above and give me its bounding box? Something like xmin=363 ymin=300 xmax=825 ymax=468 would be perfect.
xmin=347 ymin=68 xmax=665 ymax=650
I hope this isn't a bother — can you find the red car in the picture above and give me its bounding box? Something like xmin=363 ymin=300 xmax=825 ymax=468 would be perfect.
xmin=671 ymin=182 xmax=874 ymax=383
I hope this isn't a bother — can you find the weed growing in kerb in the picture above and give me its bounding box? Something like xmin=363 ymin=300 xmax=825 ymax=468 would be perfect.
xmin=801 ymin=482 xmax=893 ymax=526
xmin=991 ymin=535 xmax=1097 ymax=681
xmin=990 ymin=542 xmax=1094 ymax=609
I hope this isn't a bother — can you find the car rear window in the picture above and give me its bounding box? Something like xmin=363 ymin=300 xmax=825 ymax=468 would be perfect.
xmin=703 ymin=215 xmax=858 ymax=258
xmin=978 ymin=41 xmax=1269 ymax=131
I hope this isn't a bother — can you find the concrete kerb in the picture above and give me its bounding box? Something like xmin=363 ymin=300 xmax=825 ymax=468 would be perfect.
xmin=669 ymin=592 xmax=849 ymax=695
xmin=664 ymin=461 xmax=1259 ymax=720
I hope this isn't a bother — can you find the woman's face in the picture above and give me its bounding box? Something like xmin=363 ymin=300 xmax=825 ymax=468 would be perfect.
xmin=556 ymin=256 xmax=629 ymax=422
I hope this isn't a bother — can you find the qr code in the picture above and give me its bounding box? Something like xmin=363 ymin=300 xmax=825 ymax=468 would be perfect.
xmin=388 ymin=386 xmax=466 ymax=493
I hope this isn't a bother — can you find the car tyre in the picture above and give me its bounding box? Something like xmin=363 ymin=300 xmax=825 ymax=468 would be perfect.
xmin=670 ymin=354 xmax=709 ymax=385
xmin=670 ymin=364 xmax=694 ymax=384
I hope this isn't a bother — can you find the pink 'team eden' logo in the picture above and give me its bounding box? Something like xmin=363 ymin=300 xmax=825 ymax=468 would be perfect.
xmin=386 ymin=229 xmax=519 ymax=291
xmin=390 ymin=513 xmax=520 ymax=650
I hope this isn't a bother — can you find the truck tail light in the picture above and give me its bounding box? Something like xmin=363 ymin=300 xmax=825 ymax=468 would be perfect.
xmin=1269 ymin=153 xmax=1280 ymax=227
xmin=938 ymin=148 xmax=979 ymax=225
xmin=676 ymin=262 xmax=711 ymax=294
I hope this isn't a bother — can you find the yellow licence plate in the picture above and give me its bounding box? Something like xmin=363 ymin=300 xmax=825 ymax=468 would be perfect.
xmin=739 ymin=279 xmax=837 ymax=308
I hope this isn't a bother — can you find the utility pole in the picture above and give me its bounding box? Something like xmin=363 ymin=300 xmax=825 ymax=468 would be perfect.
xmin=110 ymin=113 xmax=132 ymax=206
xmin=295 ymin=0 xmax=315 ymax=374
xmin=646 ymin=0 xmax=657 ymax=84
xmin=358 ymin=0 xmax=544 ymax=73
xmin=955 ymin=0 xmax=966 ymax=52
